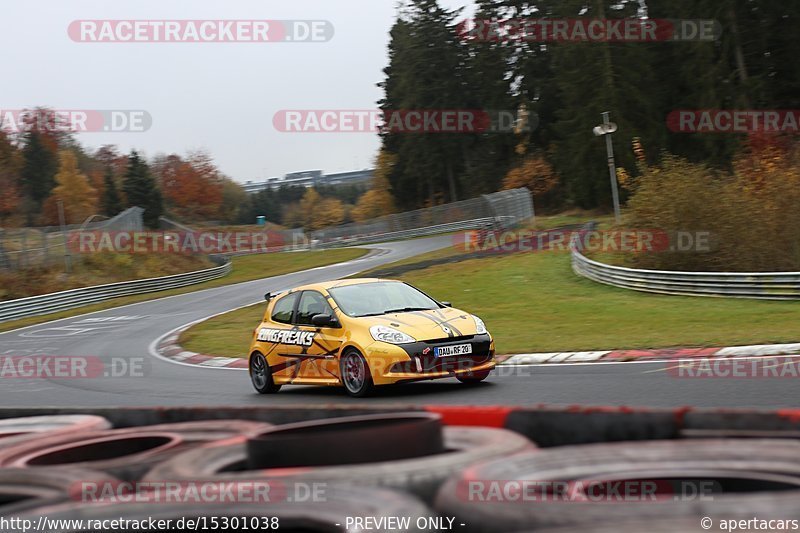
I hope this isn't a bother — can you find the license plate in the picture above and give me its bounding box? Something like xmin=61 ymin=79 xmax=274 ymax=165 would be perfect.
xmin=434 ymin=344 xmax=472 ymax=357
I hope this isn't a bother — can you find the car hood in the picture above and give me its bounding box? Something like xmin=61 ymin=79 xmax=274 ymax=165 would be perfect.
xmin=361 ymin=307 xmax=480 ymax=340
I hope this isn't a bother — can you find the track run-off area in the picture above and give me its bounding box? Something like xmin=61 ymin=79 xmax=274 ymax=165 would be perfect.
xmin=0 ymin=235 xmax=797 ymax=410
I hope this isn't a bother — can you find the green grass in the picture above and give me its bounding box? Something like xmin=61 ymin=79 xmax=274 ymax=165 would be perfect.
xmin=180 ymin=303 xmax=265 ymax=358
xmin=398 ymin=252 xmax=800 ymax=353
xmin=181 ymin=248 xmax=800 ymax=358
xmin=0 ymin=248 xmax=367 ymax=333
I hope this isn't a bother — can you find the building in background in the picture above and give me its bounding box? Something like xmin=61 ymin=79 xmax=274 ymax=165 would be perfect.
xmin=243 ymin=169 xmax=373 ymax=194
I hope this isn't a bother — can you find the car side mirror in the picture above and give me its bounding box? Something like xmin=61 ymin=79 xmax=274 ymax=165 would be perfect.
xmin=440 ymin=301 xmax=452 ymax=307
xmin=311 ymin=314 xmax=340 ymax=328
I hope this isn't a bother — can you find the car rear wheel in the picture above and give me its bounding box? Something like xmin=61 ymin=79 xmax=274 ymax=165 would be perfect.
xmin=340 ymin=349 xmax=374 ymax=397
xmin=249 ymin=352 xmax=281 ymax=394
xmin=456 ymin=370 xmax=490 ymax=384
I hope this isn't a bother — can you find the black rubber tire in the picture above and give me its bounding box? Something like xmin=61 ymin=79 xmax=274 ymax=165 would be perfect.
xmin=434 ymin=439 xmax=800 ymax=532
xmin=0 ymin=430 xmax=186 ymax=481
xmin=143 ymin=425 xmax=534 ymax=502
xmin=0 ymin=415 xmax=111 ymax=450
xmin=339 ymin=349 xmax=374 ymax=397
xmin=0 ymin=467 xmax=118 ymax=515
xmin=0 ymin=420 xmax=273 ymax=481
xmin=16 ymin=484 xmax=435 ymax=532
xmin=245 ymin=413 xmax=445 ymax=469
xmin=249 ymin=352 xmax=281 ymax=394
xmin=455 ymin=370 xmax=491 ymax=384
xmin=117 ymin=420 xmax=274 ymax=441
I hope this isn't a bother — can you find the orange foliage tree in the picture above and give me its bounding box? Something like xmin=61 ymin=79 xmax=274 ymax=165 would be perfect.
xmin=501 ymin=148 xmax=559 ymax=199
xmin=155 ymin=151 xmax=223 ymax=221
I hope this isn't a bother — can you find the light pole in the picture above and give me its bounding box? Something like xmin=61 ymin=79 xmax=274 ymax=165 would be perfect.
xmin=593 ymin=111 xmax=621 ymax=225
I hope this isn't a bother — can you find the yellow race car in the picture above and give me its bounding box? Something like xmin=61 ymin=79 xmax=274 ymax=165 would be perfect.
xmin=248 ymin=278 xmax=495 ymax=397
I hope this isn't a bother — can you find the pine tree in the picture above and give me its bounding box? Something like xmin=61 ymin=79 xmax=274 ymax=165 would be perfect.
xmin=380 ymin=0 xmax=470 ymax=208
xmin=123 ymin=151 xmax=163 ymax=228
xmin=0 ymin=131 xmax=22 ymax=224
xmin=548 ymin=0 xmax=663 ymax=208
xmin=102 ymin=164 xmax=121 ymax=216
xmin=20 ymin=131 xmax=58 ymax=222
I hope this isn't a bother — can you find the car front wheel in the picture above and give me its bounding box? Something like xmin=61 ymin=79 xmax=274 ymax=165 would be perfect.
xmin=340 ymin=349 xmax=374 ymax=397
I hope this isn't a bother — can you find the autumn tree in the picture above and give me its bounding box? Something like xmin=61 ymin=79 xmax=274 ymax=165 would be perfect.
xmin=43 ymin=151 xmax=98 ymax=225
xmin=502 ymin=151 xmax=559 ymax=200
xmin=351 ymin=151 xmax=398 ymax=222
xmin=219 ymin=178 xmax=248 ymax=223
xmin=296 ymin=188 xmax=345 ymax=230
xmin=154 ymin=152 xmax=223 ymax=221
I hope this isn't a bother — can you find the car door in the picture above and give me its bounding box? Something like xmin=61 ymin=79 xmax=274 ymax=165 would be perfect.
xmin=258 ymin=291 xmax=303 ymax=382
xmin=293 ymin=290 xmax=344 ymax=383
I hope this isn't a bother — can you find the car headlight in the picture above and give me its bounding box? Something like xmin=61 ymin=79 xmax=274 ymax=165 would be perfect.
xmin=473 ymin=315 xmax=488 ymax=335
xmin=370 ymin=325 xmax=416 ymax=344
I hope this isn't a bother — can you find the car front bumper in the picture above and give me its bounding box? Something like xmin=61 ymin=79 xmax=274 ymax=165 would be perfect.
xmin=364 ymin=334 xmax=496 ymax=385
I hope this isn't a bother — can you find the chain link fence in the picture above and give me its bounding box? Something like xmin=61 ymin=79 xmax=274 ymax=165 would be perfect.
xmin=310 ymin=188 xmax=534 ymax=245
xmin=0 ymin=207 xmax=144 ymax=271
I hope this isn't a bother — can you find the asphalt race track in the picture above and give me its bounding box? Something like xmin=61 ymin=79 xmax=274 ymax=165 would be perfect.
xmin=0 ymin=235 xmax=797 ymax=410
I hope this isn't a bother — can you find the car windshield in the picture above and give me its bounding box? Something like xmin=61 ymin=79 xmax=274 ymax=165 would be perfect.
xmin=328 ymin=282 xmax=441 ymax=318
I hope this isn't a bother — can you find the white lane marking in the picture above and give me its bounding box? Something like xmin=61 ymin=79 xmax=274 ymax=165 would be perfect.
xmin=146 ymin=301 xmax=262 ymax=372
xmin=146 ymin=260 xmax=406 ymax=371
xmin=498 ymin=353 xmax=800 ymax=370
xmin=19 ymin=325 xmax=124 ymax=338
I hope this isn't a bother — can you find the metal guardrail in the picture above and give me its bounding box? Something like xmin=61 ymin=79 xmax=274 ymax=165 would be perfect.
xmin=570 ymin=223 xmax=800 ymax=300
xmin=0 ymin=258 xmax=232 ymax=323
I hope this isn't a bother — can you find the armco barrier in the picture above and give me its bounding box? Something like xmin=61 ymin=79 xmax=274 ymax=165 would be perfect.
xmin=0 ymin=257 xmax=231 ymax=323
xmin=570 ymin=223 xmax=800 ymax=300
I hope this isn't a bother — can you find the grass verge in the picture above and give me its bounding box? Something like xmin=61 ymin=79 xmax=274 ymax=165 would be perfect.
xmin=0 ymin=248 xmax=367 ymax=333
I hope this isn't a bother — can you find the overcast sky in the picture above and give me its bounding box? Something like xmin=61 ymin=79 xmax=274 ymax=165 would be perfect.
xmin=3 ymin=0 xmax=474 ymax=183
